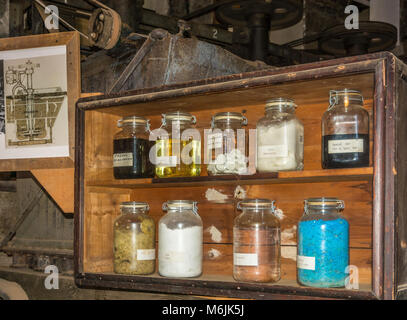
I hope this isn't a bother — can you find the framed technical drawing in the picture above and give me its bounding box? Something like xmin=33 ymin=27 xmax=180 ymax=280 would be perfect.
xmin=0 ymin=32 xmax=80 ymax=171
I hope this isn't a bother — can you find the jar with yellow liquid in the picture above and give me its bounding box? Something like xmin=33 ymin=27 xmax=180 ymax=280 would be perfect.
xmin=155 ymin=111 xmax=201 ymax=178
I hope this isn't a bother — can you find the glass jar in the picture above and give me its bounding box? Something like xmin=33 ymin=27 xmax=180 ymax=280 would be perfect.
xmin=113 ymin=202 xmax=156 ymax=275
xmin=322 ymin=89 xmax=369 ymax=169
xmin=158 ymin=200 xmax=203 ymax=277
xmin=113 ymin=116 xmax=155 ymax=179
xmin=297 ymin=198 xmax=349 ymax=288
xmin=233 ymin=199 xmax=281 ymax=283
xmin=155 ymin=111 xmax=201 ymax=178
xmin=207 ymin=112 xmax=248 ymax=175
xmin=256 ymin=98 xmax=304 ymax=172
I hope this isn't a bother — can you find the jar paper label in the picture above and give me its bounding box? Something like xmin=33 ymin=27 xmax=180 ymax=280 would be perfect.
xmin=328 ymin=139 xmax=364 ymax=154
xmin=207 ymin=133 xmax=223 ymax=149
xmin=297 ymin=255 xmax=315 ymax=270
xmin=258 ymin=145 xmax=288 ymax=158
xmin=156 ymin=156 xmax=177 ymax=167
xmin=113 ymin=153 xmax=133 ymax=167
xmin=137 ymin=249 xmax=156 ymax=261
xmin=234 ymin=253 xmax=258 ymax=266
xmin=162 ymin=251 xmax=185 ymax=263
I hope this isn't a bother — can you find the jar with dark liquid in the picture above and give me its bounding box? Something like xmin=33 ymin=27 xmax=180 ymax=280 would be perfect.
xmin=113 ymin=116 xmax=155 ymax=179
xmin=322 ymin=90 xmax=369 ymax=169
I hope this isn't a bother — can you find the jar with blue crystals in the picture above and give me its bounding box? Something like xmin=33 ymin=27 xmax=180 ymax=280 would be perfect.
xmin=297 ymin=198 xmax=349 ymax=288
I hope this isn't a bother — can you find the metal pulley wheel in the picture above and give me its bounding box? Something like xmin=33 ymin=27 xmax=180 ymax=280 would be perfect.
xmin=215 ymin=0 xmax=303 ymax=30
xmin=88 ymin=7 xmax=122 ymax=50
xmin=318 ymin=21 xmax=398 ymax=56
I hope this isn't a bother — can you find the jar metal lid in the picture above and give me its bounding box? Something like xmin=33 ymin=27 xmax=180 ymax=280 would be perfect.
xmin=304 ymin=197 xmax=345 ymax=210
xmin=162 ymin=111 xmax=196 ymax=124
xmin=265 ymin=98 xmax=297 ymax=111
xmin=212 ymin=112 xmax=247 ymax=122
xmin=237 ymin=198 xmax=276 ymax=211
xmin=120 ymin=201 xmax=149 ymax=211
xmin=163 ymin=200 xmax=198 ymax=213
xmin=329 ymin=89 xmax=364 ymax=109
xmin=117 ymin=116 xmax=149 ymax=129
xmin=211 ymin=112 xmax=248 ymax=127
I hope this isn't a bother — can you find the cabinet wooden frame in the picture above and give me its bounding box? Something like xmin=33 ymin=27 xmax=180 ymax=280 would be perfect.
xmin=0 ymin=31 xmax=80 ymax=171
xmin=74 ymin=52 xmax=407 ymax=300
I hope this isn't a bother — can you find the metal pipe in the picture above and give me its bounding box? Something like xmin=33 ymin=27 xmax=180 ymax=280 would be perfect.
xmin=248 ymin=13 xmax=270 ymax=62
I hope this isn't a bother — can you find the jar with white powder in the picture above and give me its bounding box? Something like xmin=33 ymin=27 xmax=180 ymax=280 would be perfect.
xmin=256 ymin=98 xmax=304 ymax=172
xmin=158 ymin=200 xmax=203 ymax=278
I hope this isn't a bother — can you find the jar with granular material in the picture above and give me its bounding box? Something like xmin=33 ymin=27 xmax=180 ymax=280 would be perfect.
xmin=322 ymin=89 xmax=369 ymax=169
xmin=158 ymin=200 xmax=203 ymax=278
xmin=155 ymin=111 xmax=201 ymax=178
xmin=113 ymin=202 xmax=156 ymax=275
xmin=256 ymin=98 xmax=304 ymax=172
xmin=113 ymin=116 xmax=155 ymax=179
xmin=207 ymin=112 xmax=248 ymax=175
xmin=297 ymin=198 xmax=349 ymax=288
xmin=233 ymin=199 xmax=281 ymax=283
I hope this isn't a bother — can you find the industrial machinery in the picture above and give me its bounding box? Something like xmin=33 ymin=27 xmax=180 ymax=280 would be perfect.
xmin=20 ymin=0 xmax=398 ymax=66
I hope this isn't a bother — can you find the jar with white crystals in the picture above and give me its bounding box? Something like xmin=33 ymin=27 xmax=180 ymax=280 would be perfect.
xmin=207 ymin=112 xmax=248 ymax=175
xmin=158 ymin=200 xmax=203 ymax=278
xmin=256 ymin=98 xmax=304 ymax=172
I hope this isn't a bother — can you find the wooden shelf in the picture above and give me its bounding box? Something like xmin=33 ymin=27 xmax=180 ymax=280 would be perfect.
xmin=87 ymin=167 xmax=373 ymax=189
xmin=78 ymin=272 xmax=373 ymax=300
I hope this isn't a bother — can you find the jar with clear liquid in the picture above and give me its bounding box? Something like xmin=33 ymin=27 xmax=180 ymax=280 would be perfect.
xmin=113 ymin=202 xmax=156 ymax=275
xmin=322 ymin=89 xmax=369 ymax=169
xmin=233 ymin=199 xmax=281 ymax=283
xmin=207 ymin=112 xmax=248 ymax=175
xmin=155 ymin=111 xmax=201 ymax=178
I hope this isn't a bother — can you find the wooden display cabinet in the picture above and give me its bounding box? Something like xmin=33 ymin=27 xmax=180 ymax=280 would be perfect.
xmin=74 ymin=52 xmax=407 ymax=300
